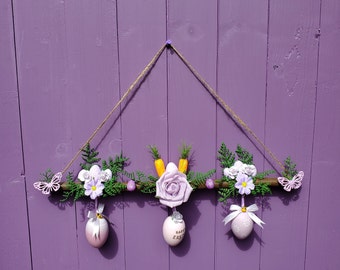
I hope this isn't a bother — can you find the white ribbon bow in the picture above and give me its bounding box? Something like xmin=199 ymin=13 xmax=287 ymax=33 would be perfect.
xmin=87 ymin=203 xmax=105 ymax=238
xmin=222 ymin=204 xmax=265 ymax=228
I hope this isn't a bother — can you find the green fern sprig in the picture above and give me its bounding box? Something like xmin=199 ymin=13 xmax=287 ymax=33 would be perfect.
xmin=122 ymin=170 xmax=157 ymax=194
xmin=282 ymin=157 xmax=298 ymax=179
xmin=103 ymin=180 xmax=126 ymax=197
xmin=39 ymin=169 xmax=54 ymax=182
xmin=61 ymin=172 xmax=85 ymax=201
xmin=187 ymin=169 xmax=216 ymax=189
xmin=218 ymin=181 xmax=237 ymax=202
xmin=217 ymin=143 xmax=235 ymax=169
xmin=80 ymin=143 xmax=100 ymax=170
xmin=235 ymin=145 xmax=253 ymax=165
xmin=254 ymin=169 xmax=275 ymax=180
xmin=252 ymin=182 xmax=271 ymax=196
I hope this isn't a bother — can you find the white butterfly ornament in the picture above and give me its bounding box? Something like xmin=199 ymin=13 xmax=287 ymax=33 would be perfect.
xmin=278 ymin=171 xmax=304 ymax=192
xmin=33 ymin=172 xmax=62 ymax=195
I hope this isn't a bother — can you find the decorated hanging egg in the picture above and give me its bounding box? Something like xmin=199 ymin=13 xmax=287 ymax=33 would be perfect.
xmin=231 ymin=212 xmax=254 ymax=240
xmin=162 ymin=211 xmax=186 ymax=246
xmin=85 ymin=216 xmax=109 ymax=248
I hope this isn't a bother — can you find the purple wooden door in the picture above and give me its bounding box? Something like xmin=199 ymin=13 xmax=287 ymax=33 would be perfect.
xmin=1 ymin=0 xmax=340 ymax=269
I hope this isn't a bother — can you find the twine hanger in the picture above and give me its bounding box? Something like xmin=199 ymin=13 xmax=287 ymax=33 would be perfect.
xmin=59 ymin=41 xmax=285 ymax=178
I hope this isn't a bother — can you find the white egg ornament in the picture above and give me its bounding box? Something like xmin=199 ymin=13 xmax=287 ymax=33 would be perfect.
xmin=231 ymin=212 xmax=254 ymax=240
xmin=85 ymin=214 xmax=109 ymax=248
xmin=162 ymin=211 xmax=186 ymax=246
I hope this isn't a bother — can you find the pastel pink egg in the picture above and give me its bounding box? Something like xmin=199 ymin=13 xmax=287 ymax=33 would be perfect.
xmin=85 ymin=217 xmax=109 ymax=248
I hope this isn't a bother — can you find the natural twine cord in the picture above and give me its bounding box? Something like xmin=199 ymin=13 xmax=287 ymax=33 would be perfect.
xmin=60 ymin=41 xmax=284 ymax=176
xmin=61 ymin=43 xmax=167 ymax=174
xmin=169 ymin=44 xmax=285 ymax=171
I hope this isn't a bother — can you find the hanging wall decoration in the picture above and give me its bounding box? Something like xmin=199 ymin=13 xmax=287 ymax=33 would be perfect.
xmin=33 ymin=41 xmax=304 ymax=247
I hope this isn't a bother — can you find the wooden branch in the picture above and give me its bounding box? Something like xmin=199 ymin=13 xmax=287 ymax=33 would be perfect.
xmin=59 ymin=177 xmax=280 ymax=191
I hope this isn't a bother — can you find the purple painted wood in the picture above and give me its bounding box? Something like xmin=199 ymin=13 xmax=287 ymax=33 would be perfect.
xmin=167 ymin=1 xmax=217 ymax=269
xmin=59 ymin=1 xmax=125 ymax=268
xmin=305 ymin=1 xmax=340 ymax=269
xmin=0 ymin=1 xmax=31 ymax=269
xmin=13 ymin=1 xmax=78 ymax=269
xmin=215 ymin=1 xmax=268 ymax=269
xmin=2 ymin=1 xmax=340 ymax=269
xmin=261 ymin=1 xmax=320 ymax=269
xmin=117 ymin=1 xmax=169 ymax=269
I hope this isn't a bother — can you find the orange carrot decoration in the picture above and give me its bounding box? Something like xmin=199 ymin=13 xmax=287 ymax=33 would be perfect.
xmin=178 ymin=144 xmax=191 ymax=174
xmin=149 ymin=145 xmax=166 ymax=177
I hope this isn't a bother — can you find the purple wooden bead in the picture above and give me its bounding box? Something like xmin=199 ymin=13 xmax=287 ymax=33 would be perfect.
xmin=205 ymin=178 xmax=215 ymax=189
xmin=127 ymin=180 xmax=136 ymax=191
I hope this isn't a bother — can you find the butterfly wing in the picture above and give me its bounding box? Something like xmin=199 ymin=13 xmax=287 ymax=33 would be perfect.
xmin=278 ymin=171 xmax=304 ymax=192
xmin=278 ymin=177 xmax=293 ymax=191
xmin=33 ymin=172 xmax=62 ymax=195
xmin=291 ymin=171 xmax=304 ymax=189
xmin=33 ymin=181 xmax=47 ymax=191
xmin=50 ymin=172 xmax=62 ymax=192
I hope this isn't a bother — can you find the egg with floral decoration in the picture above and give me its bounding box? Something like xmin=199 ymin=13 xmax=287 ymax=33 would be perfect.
xmin=162 ymin=211 xmax=186 ymax=246
xmin=231 ymin=209 xmax=254 ymax=240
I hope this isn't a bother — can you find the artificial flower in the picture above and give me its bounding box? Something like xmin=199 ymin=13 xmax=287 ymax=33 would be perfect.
xmin=224 ymin=160 xmax=257 ymax=179
xmin=78 ymin=165 xmax=112 ymax=183
xmin=234 ymin=172 xmax=255 ymax=195
xmin=84 ymin=178 xmax=105 ymax=200
xmin=223 ymin=166 xmax=239 ymax=179
xmin=242 ymin=164 xmax=257 ymax=177
xmin=156 ymin=162 xmax=193 ymax=208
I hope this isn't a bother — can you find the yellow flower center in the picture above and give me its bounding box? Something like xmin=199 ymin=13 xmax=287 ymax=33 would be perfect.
xmin=242 ymin=182 xmax=247 ymax=187
xmin=91 ymin=186 xmax=97 ymax=191
xmin=96 ymin=213 xmax=103 ymax=219
xmin=241 ymin=207 xmax=247 ymax=212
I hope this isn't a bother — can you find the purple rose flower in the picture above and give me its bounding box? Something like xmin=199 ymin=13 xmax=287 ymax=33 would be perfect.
xmin=156 ymin=162 xmax=193 ymax=208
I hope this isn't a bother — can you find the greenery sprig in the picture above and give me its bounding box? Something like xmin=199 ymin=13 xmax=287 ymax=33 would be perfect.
xmin=217 ymin=143 xmax=275 ymax=202
xmin=80 ymin=143 xmax=100 ymax=170
xmin=282 ymin=157 xmax=298 ymax=179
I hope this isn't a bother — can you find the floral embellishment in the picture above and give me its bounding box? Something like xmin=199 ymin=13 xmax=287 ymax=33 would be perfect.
xmin=224 ymin=160 xmax=257 ymax=179
xmin=156 ymin=162 xmax=193 ymax=208
xmin=84 ymin=178 xmax=105 ymax=200
xmin=77 ymin=165 xmax=112 ymax=200
xmin=235 ymin=172 xmax=255 ymax=195
xmin=78 ymin=165 xmax=112 ymax=183
xmin=242 ymin=164 xmax=257 ymax=177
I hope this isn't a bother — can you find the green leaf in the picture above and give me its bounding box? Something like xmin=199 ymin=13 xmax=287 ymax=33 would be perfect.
xmin=235 ymin=145 xmax=253 ymax=165
xmin=217 ymin=143 xmax=235 ymax=169
xmin=188 ymin=169 xmax=216 ymax=189
xmin=282 ymin=157 xmax=298 ymax=179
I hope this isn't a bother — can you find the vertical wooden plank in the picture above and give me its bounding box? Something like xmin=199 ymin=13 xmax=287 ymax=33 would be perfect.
xmin=167 ymin=1 xmax=217 ymax=269
xmin=59 ymin=1 xmax=124 ymax=269
xmin=262 ymin=1 xmax=319 ymax=269
xmin=215 ymin=1 xmax=268 ymax=269
xmin=0 ymin=1 xmax=32 ymax=269
xmin=14 ymin=0 xmax=77 ymax=269
xmin=305 ymin=1 xmax=340 ymax=269
xmin=117 ymin=1 xmax=168 ymax=269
